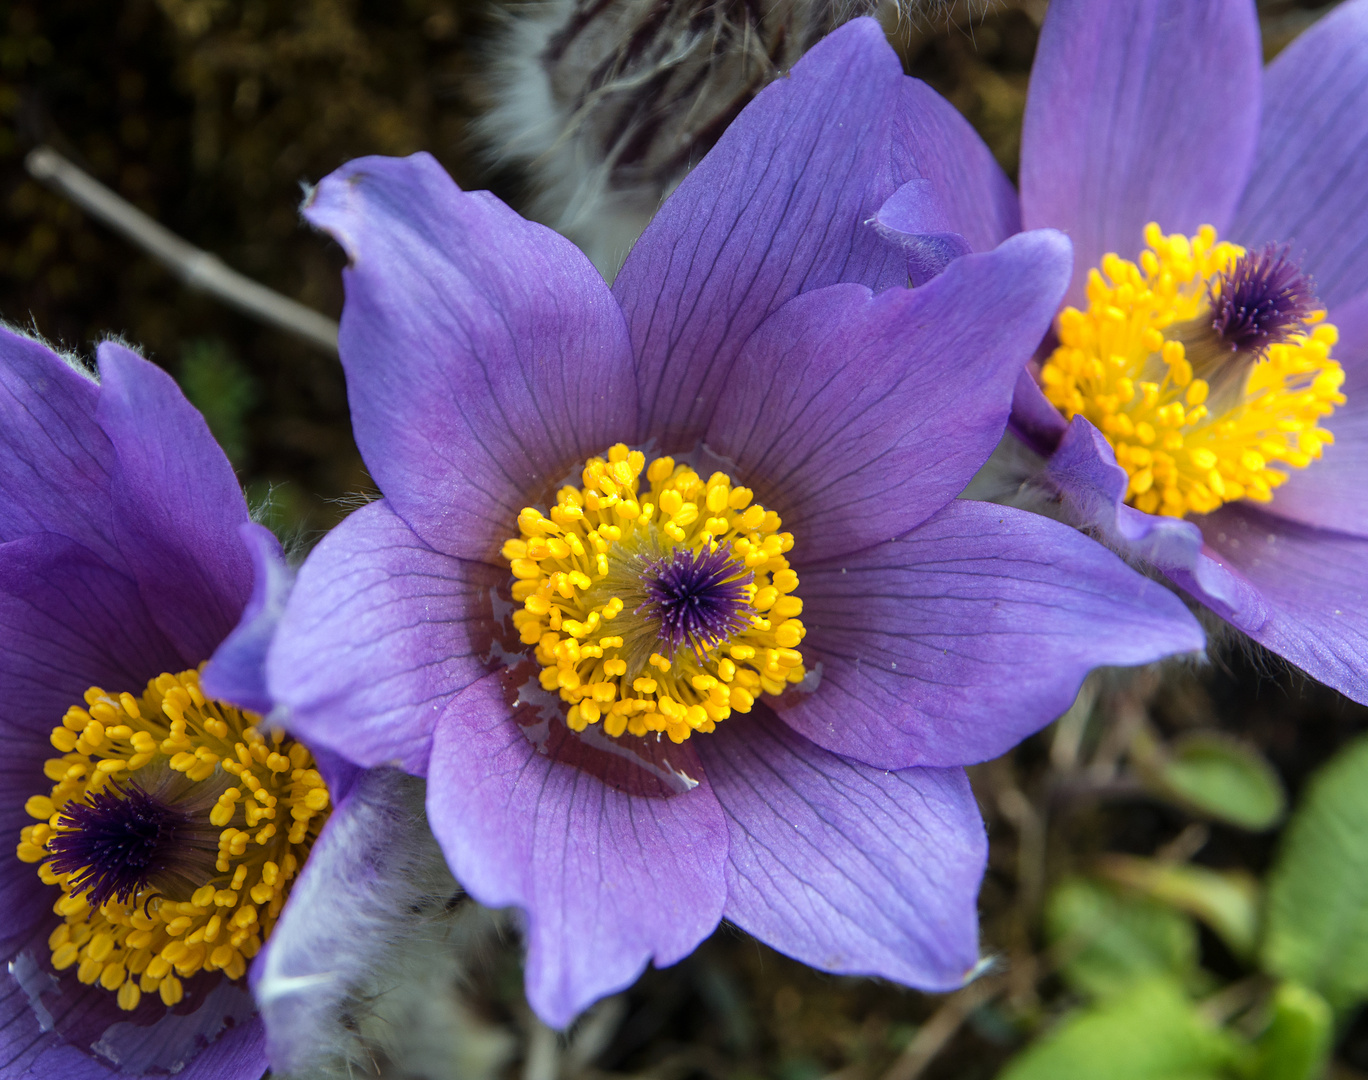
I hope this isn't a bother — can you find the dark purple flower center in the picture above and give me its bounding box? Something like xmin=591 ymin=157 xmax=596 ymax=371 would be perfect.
xmin=636 ymin=545 xmax=754 ymax=657
xmin=1209 ymin=243 xmax=1318 ymax=355
xmin=45 ymin=783 xmax=187 ymax=908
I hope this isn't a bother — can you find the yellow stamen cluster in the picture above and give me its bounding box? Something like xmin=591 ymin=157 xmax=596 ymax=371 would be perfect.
xmin=503 ymin=444 xmax=807 ymax=744
xmin=1039 ymin=223 xmax=1344 ymax=517
xmin=16 ymin=668 xmax=329 ymax=1011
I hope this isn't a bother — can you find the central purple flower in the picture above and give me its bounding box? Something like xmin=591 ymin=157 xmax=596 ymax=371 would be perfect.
xmin=636 ymin=544 xmax=753 ymax=657
xmin=270 ymin=19 xmax=1205 ymax=1030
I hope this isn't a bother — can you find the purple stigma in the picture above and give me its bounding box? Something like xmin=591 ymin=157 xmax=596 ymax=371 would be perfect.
xmin=1209 ymin=243 xmax=1318 ymax=355
xmin=46 ymin=783 xmax=186 ymax=908
xmin=637 ymin=545 xmax=753 ymax=656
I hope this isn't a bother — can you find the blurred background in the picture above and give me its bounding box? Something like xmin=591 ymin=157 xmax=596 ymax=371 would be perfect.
xmin=3 ymin=1 xmax=1367 ymax=1078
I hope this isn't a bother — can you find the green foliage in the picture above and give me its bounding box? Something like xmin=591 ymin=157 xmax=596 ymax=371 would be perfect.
xmin=1245 ymin=982 xmax=1333 ymax=1080
xmin=997 ymin=978 xmax=1239 ymax=1080
xmin=1143 ymin=733 xmax=1286 ymax=831
xmin=1046 ymin=879 xmax=1197 ymax=999
xmin=1018 ymin=733 xmax=1368 ymax=1079
xmin=178 ymin=338 xmax=258 ymax=468
xmin=1263 ymin=735 xmax=1368 ymax=1013
xmin=1098 ymin=857 xmax=1260 ymax=960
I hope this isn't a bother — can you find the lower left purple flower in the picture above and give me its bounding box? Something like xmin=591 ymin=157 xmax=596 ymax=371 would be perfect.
xmin=0 ymin=326 xmax=324 ymax=1079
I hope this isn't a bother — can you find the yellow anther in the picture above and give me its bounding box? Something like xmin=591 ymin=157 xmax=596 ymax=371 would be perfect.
xmin=503 ymin=449 xmax=806 ymax=743
xmin=87 ymin=932 xmax=116 ymax=962
xmin=19 ymin=667 xmax=330 ymax=1011
xmin=49 ymin=728 xmax=78 ymax=753
xmin=52 ymin=941 xmax=79 ymax=969
xmin=117 ymin=981 xmax=141 ymax=1011
xmin=160 ymin=976 xmax=184 ymax=1006
xmin=100 ymin=962 xmax=127 ymax=991
xmin=1039 ymin=225 xmax=1343 ymax=518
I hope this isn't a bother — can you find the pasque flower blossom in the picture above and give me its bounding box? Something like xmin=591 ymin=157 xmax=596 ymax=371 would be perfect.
xmin=269 ymin=19 xmax=1205 ymax=1028
xmin=0 ymin=328 xmax=344 ymax=1079
xmin=985 ymin=0 xmax=1368 ymax=702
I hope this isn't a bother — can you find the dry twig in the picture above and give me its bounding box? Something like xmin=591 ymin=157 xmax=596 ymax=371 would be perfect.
xmin=25 ymin=146 xmax=339 ymax=354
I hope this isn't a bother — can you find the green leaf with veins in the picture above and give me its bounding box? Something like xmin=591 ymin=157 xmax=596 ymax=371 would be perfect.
xmin=1263 ymin=735 xmax=1368 ymax=1013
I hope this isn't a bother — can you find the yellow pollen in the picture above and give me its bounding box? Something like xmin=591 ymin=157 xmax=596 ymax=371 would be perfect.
xmin=16 ymin=668 xmax=329 ymax=1010
xmin=1038 ymin=223 xmax=1344 ymax=517
xmin=504 ymin=444 xmax=806 ymax=745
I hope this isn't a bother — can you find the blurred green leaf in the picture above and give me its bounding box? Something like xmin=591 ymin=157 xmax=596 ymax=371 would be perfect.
xmin=1098 ymin=856 xmax=1260 ymax=960
xmin=178 ymin=337 xmax=257 ymax=468
xmin=1143 ymin=733 xmax=1285 ymax=831
xmin=997 ymin=977 xmax=1239 ymax=1080
xmin=1246 ymin=982 xmax=1333 ymax=1080
xmin=1263 ymin=735 xmax=1368 ymax=1013
xmin=1046 ymin=879 xmax=1197 ymax=999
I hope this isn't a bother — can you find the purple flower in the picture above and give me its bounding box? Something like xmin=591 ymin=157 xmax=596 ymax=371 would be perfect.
xmin=269 ymin=19 xmax=1204 ymax=1029
xmin=0 ymin=328 xmax=354 ymax=1079
xmin=956 ymin=0 xmax=1368 ymax=703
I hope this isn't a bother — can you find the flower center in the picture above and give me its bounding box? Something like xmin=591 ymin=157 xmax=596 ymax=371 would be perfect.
xmin=44 ymin=782 xmax=193 ymax=910
xmin=638 ymin=546 xmax=754 ymax=657
xmin=503 ymin=444 xmax=806 ymax=745
xmin=1039 ymin=223 xmax=1345 ymax=518
xmin=16 ymin=668 xmax=330 ymax=1012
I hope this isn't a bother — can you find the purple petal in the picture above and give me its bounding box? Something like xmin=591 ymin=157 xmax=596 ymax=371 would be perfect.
xmin=0 ymin=844 xmax=48 ymax=980
xmin=269 ymin=499 xmax=499 ymax=776
xmin=302 ymin=153 xmax=638 ymax=562
xmin=202 ymin=523 xmax=292 ymax=714
xmin=0 ymin=534 xmax=186 ymax=958
xmin=0 ymin=968 xmax=124 ymax=1080
xmin=150 ymin=1013 xmax=266 ymax=1080
xmin=1254 ymin=288 xmax=1368 ymax=537
xmin=1040 ymin=419 xmax=1368 ymax=702
xmin=4 ymin=932 xmax=264 ymax=1080
xmin=1042 ymin=416 xmax=1268 ymax=631
xmin=1009 ymin=367 xmax=1069 ymax=456
xmin=426 ymin=672 xmax=728 ymax=1029
xmin=870 ymin=179 xmax=974 ymax=286
xmin=0 ymin=968 xmax=266 ymax=1080
xmin=697 ymin=710 xmax=984 ymax=990
xmin=706 ymin=229 xmax=1072 ymax=563
xmin=1020 ymin=0 xmax=1262 ymax=307
xmin=889 ymin=78 xmax=1021 ymax=254
xmin=1195 ymin=505 xmax=1368 ymax=705
xmin=774 ymin=499 xmax=1205 ymax=770
xmin=1228 ymin=0 xmax=1368 ymax=311
xmin=94 ymin=342 xmax=253 ymax=666
xmin=0 ymin=326 xmax=116 ymax=561
xmin=252 ymin=769 xmax=450 ymax=1075
xmin=612 ymin=18 xmax=908 ymax=449
xmin=0 ymin=536 xmax=182 ymax=746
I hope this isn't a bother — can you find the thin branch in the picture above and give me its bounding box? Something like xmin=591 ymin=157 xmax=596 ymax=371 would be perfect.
xmin=522 ymin=1013 xmax=562 ymax=1080
xmin=25 ymin=145 xmax=339 ymax=354
xmin=879 ymin=975 xmax=1006 ymax=1080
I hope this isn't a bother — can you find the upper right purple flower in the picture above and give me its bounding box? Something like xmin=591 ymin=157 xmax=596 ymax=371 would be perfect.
xmin=988 ymin=0 xmax=1368 ymax=703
